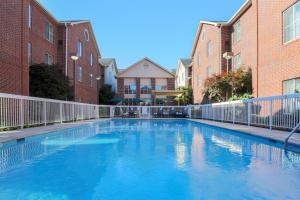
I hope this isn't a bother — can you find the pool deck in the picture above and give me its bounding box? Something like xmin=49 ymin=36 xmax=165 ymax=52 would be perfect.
xmin=188 ymin=119 xmax=300 ymax=147
xmin=0 ymin=119 xmax=110 ymax=145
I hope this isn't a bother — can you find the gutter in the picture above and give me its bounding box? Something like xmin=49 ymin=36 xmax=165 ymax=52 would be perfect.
xmin=65 ymin=23 xmax=68 ymax=77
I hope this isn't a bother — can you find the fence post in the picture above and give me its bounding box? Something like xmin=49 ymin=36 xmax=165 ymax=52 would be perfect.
xmin=110 ymin=106 xmax=114 ymax=118
xmin=189 ymin=106 xmax=192 ymax=118
xmin=269 ymin=100 xmax=273 ymax=130
xmin=247 ymin=102 xmax=251 ymax=126
xmin=233 ymin=103 xmax=235 ymax=124
xmin=20 ymin=99 xmax=24 ymax=129
xmin=44 ymin=101 xmax=47 ymax=126
xmin=60 ymin=102 xmax=63 ymax=124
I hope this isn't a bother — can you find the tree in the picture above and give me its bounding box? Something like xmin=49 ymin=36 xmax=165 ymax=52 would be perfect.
xmin=29 ymin=64 xmax=72 ymax=100
xmin=203 ymin=68 xmax=253 ymax=103
xmin=175 ymin=86 xmax=193 ymax=105
xmin=98 ymin=84 xmax=115 ymax=105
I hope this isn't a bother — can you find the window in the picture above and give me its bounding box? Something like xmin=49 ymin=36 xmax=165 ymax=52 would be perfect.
xmin=78 ymin=66 xmax=83 ymax=82
xmin=197 ymin=53 xmax=201 ymax=66
xmin=77 ymin=41 xmax=82 ymax=57
xmin=284 ymin=1 xmax=300 ymax=43
xmin=283 ymin=78 xmax=300 ymax=94
xmin=84 ymin=29 xmax=90 ymax=41
xmin=28 ymin=5 xmax=32 ymax=28
xmin=233 ymin=53 xmax=241 ymax=70
xmin=124 ymin=84 xmax=136 ymax=94
xmin=90 ymin=53 xmax=93 ymax=66
xmin=207 ymin=66 xmax=212 ymax=78
xmin=90 ymin=74 xmax=93 ymax=87
xmin=197 ymin=75 xmax=202 ymax=87
xmin=201 ymin=29 xmax=206 ymax=41
xmin=28 ymin=43 xmax=32 ymax=65
xmin=233 ymin=20 xmax=241 ymax=42
xmin=45 ymin=22 xmax=53 ymax=42
xmin=44 ymin=53 xmax=53 ymax=65
xmin=141 ymin=79 xmax=151 ymax=94
xmin=207 ymin=40 xmax=212 ymax=56
xmin=155 ymin=85 xmax=167 ymax=91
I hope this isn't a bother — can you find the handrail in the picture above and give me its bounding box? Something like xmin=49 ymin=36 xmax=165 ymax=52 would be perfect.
xmin=284 ymin=121 xmax=300 ymax=149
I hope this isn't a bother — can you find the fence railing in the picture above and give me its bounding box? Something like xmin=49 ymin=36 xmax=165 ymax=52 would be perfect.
xmin=1 ymin=92 xmax=300 ymax=131
xmin=191 ymin=93 xmax=300 ymax=130
xmin=0 ymin=93 xmax=111 ymax=129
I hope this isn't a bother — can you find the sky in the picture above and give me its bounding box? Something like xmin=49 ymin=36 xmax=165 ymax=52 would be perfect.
xmin=38 ymin=0 xmax=245 ymax=70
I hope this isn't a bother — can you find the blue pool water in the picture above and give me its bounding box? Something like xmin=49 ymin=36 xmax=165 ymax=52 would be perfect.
xmin=0 ymin=119 xmax=300 ymax=200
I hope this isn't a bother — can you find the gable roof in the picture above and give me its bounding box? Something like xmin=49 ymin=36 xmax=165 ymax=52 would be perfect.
xmin=117 ymin=57 xmax=174 ymax=77
xmin=175 ymin=59 xmax=192 ymax=77
xmin=191 ymin=0 xmax=252 ymax=57
xmin=99 ymin=58 xmax=118 ymax=73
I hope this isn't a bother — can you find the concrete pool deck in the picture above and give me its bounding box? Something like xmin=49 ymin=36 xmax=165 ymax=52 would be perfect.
xmin=188 ymin=119 xmax=300 ymax=147
xmin=0 ymin=119 xmax=110 ymax=145
xmin=0 ymin=118 xmax=299 ymax=149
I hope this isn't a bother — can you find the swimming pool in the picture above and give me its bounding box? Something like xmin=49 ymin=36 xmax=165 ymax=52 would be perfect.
xmin=0 ymin=119 xmax=300 ymax=200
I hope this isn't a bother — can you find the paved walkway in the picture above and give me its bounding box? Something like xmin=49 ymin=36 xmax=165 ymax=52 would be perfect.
xmin=0 ymin=119 xmax=109 ymax=145
xmin=188 ymin=119 xmax=300 ymax=147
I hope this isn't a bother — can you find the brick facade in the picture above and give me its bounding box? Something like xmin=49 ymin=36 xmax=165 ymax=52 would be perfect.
xmin=0 ymin=0 xmax=102 ymax=104
xmin=192 ymin=0 xmax=300 ymax=104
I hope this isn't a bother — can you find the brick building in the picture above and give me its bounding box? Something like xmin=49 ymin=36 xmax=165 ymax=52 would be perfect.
xmin=0 ymin=0 xmax=102 ymax=104
xmin=192 ymin=0 xmax=300 ymax=103
xmin=117 ymin=58 xmax=175 ymax=105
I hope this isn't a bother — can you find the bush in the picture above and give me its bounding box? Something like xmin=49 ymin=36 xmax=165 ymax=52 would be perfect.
xmin=203 ymin=68 xmax=253 ymax=103
xmin=99 ymin=84 xmax=115 ymax=105
xmin=30 ymin=64 xmax=72 ymax=100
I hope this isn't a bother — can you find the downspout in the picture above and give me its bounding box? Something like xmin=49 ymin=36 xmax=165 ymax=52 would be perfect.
xmin=65 ymin=23 xmax=68 ymax=77
xmin=219 ymin=24 xmax=222 ymax=74
xmin=256 ymin=0 xmax=259 ymax=97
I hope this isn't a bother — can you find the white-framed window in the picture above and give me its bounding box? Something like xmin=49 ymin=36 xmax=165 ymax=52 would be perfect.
xmin=84 ymin=29 xmax=90 ymax=42
xmin=90 ymin=74 xmax=93 ymax=87
xmin=283 ymin=1 xmax=300 ymax=43
xmin=283 ymin=78 xmax=300 ymax=94
xmin=78 ymin=66 xmax=83 ymax=82
xmin=207 ymin=66 xmax=212 ymax=78
xmin=45 ymin=22 xmax=53 ymax=42
xmin=233 ymin=20 xmax=241 ymax=43
xmin=90 ymin=53 xmax=93 ymax=66
xmin=207 ymin=40 xmax=212 ymax=56
xmin=44 ymin=53 xmax=53 ymax=65
xmin=197 ymin=53 xmax=201 ymax=66
xmin=197 ymin=75 xmax=202 ymax=87
xmin=233 ymin=53 xmax=241 ymax=70
xmin=124 ymin=80 xmax=137 ymax=94
xmin=77 ymin=41 xmax=82 ymax=57
xmin=28 ymin=43 xmax=32 ymax=65
xmin=201 ymin=29 xmax=206 ymax=41
xmin=28 ymin=5 xmax=32 ymax=28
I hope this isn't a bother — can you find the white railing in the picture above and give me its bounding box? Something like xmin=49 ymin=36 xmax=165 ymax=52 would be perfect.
xmin=1 ymin=92 xmax=300 ymax=131
xmin=0 ymin=93 xmax=111 ymax=129
xmin=191 ymin=93 xmax=300 ymax=130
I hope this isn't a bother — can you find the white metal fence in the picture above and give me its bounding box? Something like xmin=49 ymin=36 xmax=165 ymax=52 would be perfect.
xmin=191 ymin=93 xmax=300 ymax=130
xmin=1 ymin=92 xmax=300 ymax=131
xmin=0 ymin=93 xmax=111 ymax=129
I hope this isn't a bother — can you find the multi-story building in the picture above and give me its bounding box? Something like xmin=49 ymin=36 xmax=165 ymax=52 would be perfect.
xmin=100 ymin=58 xmax=118 ymax=92
xmin=191 ymin=0 xmax=300 ymax=104
xmin=117 ymin=58 xmax=175 ymax=105
xmin=0 ymin=0 xmax=102 ymax=104
xmin=175 ymin=59 xmax=192 ymax=88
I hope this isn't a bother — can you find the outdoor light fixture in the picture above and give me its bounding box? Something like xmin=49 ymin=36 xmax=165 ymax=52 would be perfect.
xmin=223 ymin=52 xmax=233 ymax=73
xmin=71 ymin=55 xmax=79 ymax=61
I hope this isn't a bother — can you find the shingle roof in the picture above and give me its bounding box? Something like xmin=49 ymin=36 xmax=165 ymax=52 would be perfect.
xmin=180 ymin=58 xmax=192 ymax=67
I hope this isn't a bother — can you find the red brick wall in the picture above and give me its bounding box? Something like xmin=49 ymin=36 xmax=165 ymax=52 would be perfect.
xmin=192 ymin=24 xmax=222 ymax=104
xmin=136 ymin=78 xmax=140 ymax=98
xmin=0 ymin=0 xmax=29 ymax=95
xmin=231 ymin=1 xmax=258 ymax=97
xmin=117 ymin=77 xmax=124 ymax=98
xmin=256 ymin=0 xmax=300 ymax=97
xmin=167 ymin=78 xmax=175 ymax=90
xmin=62 ymin=23 xmax=101 ymax=104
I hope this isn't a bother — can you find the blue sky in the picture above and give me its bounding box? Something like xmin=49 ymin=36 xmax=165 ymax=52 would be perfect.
xmin=38 ymin=0 xmax=245 ymax=70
